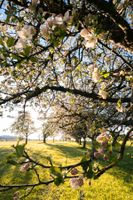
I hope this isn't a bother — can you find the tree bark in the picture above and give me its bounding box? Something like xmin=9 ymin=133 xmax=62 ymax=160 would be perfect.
xmin=43 ymin=136 xmax=46 ymax=143
xmin=25 ymin=133 xmax=28 ymax=144
xmin=82 ymin=137 xmax=86 ymax=148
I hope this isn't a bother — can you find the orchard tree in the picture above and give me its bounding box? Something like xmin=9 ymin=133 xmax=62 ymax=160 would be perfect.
xmin=0 ymin=0 xmax=132 ymax=198
xmin=11 ymin=111 xmax=35 ymax=144
xmin=41 ymin=121 xmax=55 ymax=143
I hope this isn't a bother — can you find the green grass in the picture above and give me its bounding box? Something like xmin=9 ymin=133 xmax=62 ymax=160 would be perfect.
xmin=0 ymin=141 xmax=133 ymax=200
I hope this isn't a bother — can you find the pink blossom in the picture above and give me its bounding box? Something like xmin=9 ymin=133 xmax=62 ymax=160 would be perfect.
xmin=98 ymin=147 xmax=105 ymax=154
xmin=94 ymin=151 xmax=101 ymax=159
xmin=71 ymin=168 xmax=79 ymax=175
xmin=20 ymin=162 xmax=30 ymax=172
xmin=70 ymin=177 xmax=84 ymax=189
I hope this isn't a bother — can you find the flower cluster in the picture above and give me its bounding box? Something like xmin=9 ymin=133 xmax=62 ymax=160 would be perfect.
xmin=70 ymin=177 xmax=84 ymax=189
xmin=16 ymin=25 xmax=36 ymax=49
xmin=40 ymin=11 xmax=70 ymax=40
xmin=80 ymin=28 xmax=97 ymax=49
xmin=94 ymin=129 xmax=112 ymax=160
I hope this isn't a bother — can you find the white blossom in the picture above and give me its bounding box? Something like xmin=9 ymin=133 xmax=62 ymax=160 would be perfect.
xmin=40 ymin=24 xmax=50 ymax=40
xmin=17 ymin=25 xmax=36 ymax=40
xmin=85 ymin=35 xmax=97 ymax=48
xmin=46 ymin=16 xmax=56 ymax=28
xmin=63 ymin=10 xmax=70 ymax=22
xmin=92 ymin=68 xmax=101 ymax=83
xmin=98 ymin=89 xmax=108 ymax=99
xmin=80 ymin=28 xmax=97 ymax=49
xmin=80 ymin=28 xmax=90 ymax=38
xmin=15 ymin=39 xmax=26 ymax=49
xmin=55 ymin=14 xmax=64 ymax=25
xmin=116 ymin=105 xmax=124 ymax=112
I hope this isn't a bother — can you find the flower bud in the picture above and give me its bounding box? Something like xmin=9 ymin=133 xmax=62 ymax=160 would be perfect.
xmin=71 ymin=168 xmax=79 ymax=175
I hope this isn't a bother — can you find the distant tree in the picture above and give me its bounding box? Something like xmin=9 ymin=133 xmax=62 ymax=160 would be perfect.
xmin=11 ymin=111 xmax=35 ymax=144
xmin=41 ymin=121 xmax=55 ymax=143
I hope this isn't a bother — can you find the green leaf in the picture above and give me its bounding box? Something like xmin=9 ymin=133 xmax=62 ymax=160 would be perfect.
xmin=54 ymin=175 xmax=64 ymax=186
xmin=6 ymin=153 xmax=18 ymax=165
xmin=102 ymin=72 xmax=110 ymax=78
xmin=81 ymin=156 xmax=89 ymax=172
xmin=14 ymin=144 xmax=25 ymax=157
xmin=50 ymin=166 xmax=61 ymax=176
xmin=6 ymin=37 xmax=15 ymax=47
xmin=86 ymin=163 xmax=94 ymax=178
xmin=23 ymin=46 xmax=32 ymax=56
xmin=7 ymin=159 xmax=18 ymax=165
xmin=117 ymin=99 xmax=122 ymax=108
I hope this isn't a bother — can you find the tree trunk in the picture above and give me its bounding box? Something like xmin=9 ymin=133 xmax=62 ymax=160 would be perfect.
xmin=79 ymin=138 xmax=82 ymax=145
xmin=25 ymin=133 xmax=28 ymax=144
xmin=43 ymin=136 xmax=46 ymax=143
xmin=82 ymin=137 xmax=86 ymax=148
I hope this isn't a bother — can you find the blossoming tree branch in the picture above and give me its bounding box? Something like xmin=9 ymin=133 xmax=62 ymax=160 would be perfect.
xmin=0 ymin=0 xmax=133 ymax=198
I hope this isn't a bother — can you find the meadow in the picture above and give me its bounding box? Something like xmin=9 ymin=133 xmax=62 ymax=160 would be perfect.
xmin=0 ymin=141 xmax=132 ymax=200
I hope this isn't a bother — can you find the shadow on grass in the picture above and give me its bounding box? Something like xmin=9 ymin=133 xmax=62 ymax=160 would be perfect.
xmin=44 ymin=143 xmax=87 ymax=158
xmin=98 ymin=145 xmax=133 ymax=184
xmin=0 ymin=148 xmax=14 ymax=181
xmin=0 ymin=147 xmax=33 ymax=184
xmin=44 ymin=143 xmax=133 ymax=184
xmin=109 ymin=145 xmax=133 ymax=183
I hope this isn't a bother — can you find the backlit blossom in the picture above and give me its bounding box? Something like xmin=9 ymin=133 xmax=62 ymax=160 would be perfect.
xmin=70 ymin=177 xmax=84 ymax=189
xmin=98 ymin=89 xmax=108 ymax=99
xmin=40 ymin=24 xmax=50 ymax=40
xmin=80 ymin=28 xmax=90 ymax=38
xmin=92 ymin=68 xmax=101 ymax=83
xmin=80 ymin=28 xmax=97 ymax=49
xmin=116 ymin=105 xmax=124 ymax=112
xmin=17 ymin=25 xmax=36 ymax=40
xmin=84 ymin=35 xmax=97 ymax=49
xmin=15 ymin=39 xmax=26 ymax=49
xmin=63 ymin=10 xmax=70 ymax=22
xmin=55 ymin=14 xmax=64 ymax=25
xmin=40 ymin=12 xmax=71 ymax=40
xmin=46 ymin=16 xmax=56 ymax=28
xmin=96 ymin=133 xmax=112 ymax=144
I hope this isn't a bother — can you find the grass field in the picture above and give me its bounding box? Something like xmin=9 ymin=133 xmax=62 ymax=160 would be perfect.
xmin=0 ymin=141 xmax=133 ymax=200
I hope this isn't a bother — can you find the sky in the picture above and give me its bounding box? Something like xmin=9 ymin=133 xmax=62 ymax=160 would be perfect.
xmin=0 ymin=108 xmax=42 ymax=139
xmin=0 ymin=106 xmax=62 ymax=140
